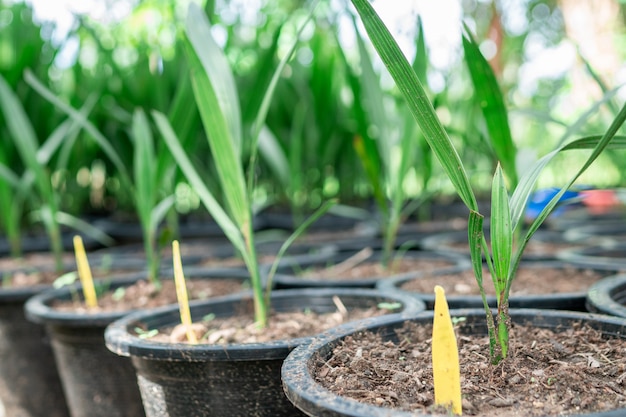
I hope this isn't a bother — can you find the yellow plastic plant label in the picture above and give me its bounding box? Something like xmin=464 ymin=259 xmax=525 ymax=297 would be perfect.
xmin=432 ymin=285 xmax=462 ymax=415
xmin=172 ymin=240 xmax=198 ymax=344
xmin=73 ymin=235 xmax=98 ymax=308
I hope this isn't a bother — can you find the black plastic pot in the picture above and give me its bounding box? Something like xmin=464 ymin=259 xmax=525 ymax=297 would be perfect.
xmin=421 ymin=228 xmax=578 ymax=261
xmin=0 ymin=230 xmax=105 ymax=257
xmin=377 ymin=260 xmax=614 ymax=311
xmin=24 ymin=267 xmax=254 ymax=417
xmin=0 ymin=283 xmax=70 ymax=417
xmin=557 ymin=243 xmax=626 ymax=271
xmin=0 ymin=255 xmax=149 ymax=417
xmin=587 ymin=274 xmax=626 ymax=317
xmin=282 ymin=308 xmax=626 ymax=417
xmin=104 ymin=288 xmax=426 ymax=417
xmin=271 ymin=248 xmax=470 ymax=290
xmin=93 ymin=215 xmax=265 ymax=244
xmin=564 ymin=222 xmax=626 ymax=246
xmin=546 ymin=206 xmax=626 ymax=232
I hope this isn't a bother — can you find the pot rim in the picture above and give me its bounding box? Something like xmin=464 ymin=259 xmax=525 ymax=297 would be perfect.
xmin=23 ymin=267 xmax=252 ymax=326
xmin=587 ymin=273 xmax=626 ymax=317
xmin=103 ymin=287 xmax=426 ymax=361
xmin=281 ymin=308 xmax=626 ymax=417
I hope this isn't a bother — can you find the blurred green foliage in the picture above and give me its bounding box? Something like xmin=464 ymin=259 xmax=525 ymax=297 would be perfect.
xmin=1 ymin=0 xmax=625 ymax=239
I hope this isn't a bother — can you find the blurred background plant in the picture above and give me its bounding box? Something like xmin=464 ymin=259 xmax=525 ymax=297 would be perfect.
xmin=2 ymin=0 xmax=625 ymax=236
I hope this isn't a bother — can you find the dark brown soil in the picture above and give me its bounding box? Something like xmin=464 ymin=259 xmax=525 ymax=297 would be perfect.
xmin=301 ymin=257 xmax=457 ymax=281
xmin=400 ymin=265 xmax=608 ymax=296
xmin=312 ymin=320 xmax=626 ymax=416
xmin=51 ymin=277 xmax=248 ymax=313
xmin=145 ymin=302 xmax=394 ymax=344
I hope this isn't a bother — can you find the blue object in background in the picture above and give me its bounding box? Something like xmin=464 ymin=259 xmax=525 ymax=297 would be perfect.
xmin=525 ymin=187 xmax=585 ymax=221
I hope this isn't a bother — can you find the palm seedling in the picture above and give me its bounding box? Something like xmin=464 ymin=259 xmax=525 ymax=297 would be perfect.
xmin=348 ymin=0 xmax=626 ymax=364
xmin=0 ymin=74 xmax=113 ymax=274
xmin=159 ymin=2 xmax=332 ymax=328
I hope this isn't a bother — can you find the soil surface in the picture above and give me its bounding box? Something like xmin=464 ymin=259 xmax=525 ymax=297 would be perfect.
xmin=145 ymin=301 xmax=395 ymax=344
xmin=51 ymin=277 xmax=248 ymax=313
xmin=400 ymin=265 xmax=609 ymax=296
xmin=300 ymin=256 xmax=458 ymax=281
xmin=312 ymin=320 xmax=626 ymax=416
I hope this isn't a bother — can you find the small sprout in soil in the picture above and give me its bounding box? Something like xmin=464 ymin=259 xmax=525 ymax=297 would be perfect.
xmin=377 ymin=302 xmax=402 ymax=311
xmin=451 ymin=316 xmax=467 ymax=326
xmin=202 ymin=313 xmax=216 ymax=323
xmin=135 ymin=327 xmax=158 ymax=339
xmin=53 ymin=271 xmax=78 ymax=289
xmin=112 ymin=287 xmax=126 ymax=301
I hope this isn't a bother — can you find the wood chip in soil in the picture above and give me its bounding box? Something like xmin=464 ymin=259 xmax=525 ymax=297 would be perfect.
xmin=312 ymin=320 xmax=626 ymax=416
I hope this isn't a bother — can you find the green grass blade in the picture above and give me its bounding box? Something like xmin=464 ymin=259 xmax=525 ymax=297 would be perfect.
xmin=186 ymin=2 xmax=242 ymax=155
xmin=153 ymin=110 xmax=245 ymax=255
xmin=412 ymin=16 xmax=428 ymax=83
xmin=468 ymin=210 xmax=498 ymax=359
xmin=349 ymin=0 xmax=478 ymax=212
xmin=39 ymin=96 xmax=96 ymax=168
xmin=490 ymin=164 xmax=511 ymax=293
xmin=352 ymin=13 xmax=390 ymax=167
xmin=250 ymin=4 xmax=317 ymax=151
xmin=511 ymin=103 xmax=626 ymax=276
xmin=132 ymin=109 xmax=157 ymax=226
xmin=149 ymin=195 xmax=176 ymax=237
xmin=257 ymin=126 xmax=289 ymax=187
xmin=0 ymin=158 xmax=22 ymax=256
xmin=185 ymin=5 xmax=249 ymax=229
xmin=462 ymin=27 xmax=518 ymax=187
xmin=0 ymin=74 xmax=48 ymax=197
xmin=264 ymin=198 xmax=338 ymax=300
xmin=23 ymin=69 xmax=131 ymax=186
xmin=55 ymin=212 xmax=115 ymax=247
xmin=554 ymin=86 xmax=622 ymax=147
xmin=0 ymin=163 xmax=22 ymax=189
xmin=509 ymin=134 xmax=626 ymax=232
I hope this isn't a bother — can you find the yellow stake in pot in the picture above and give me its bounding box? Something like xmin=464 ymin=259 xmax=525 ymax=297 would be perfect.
xmin=172 ymin=240 xmax=198 ymax=344
xmin=432 ymin=285 xmax=462 ymax=415
xmin=73 ymin=235 xmax=98 ymax=308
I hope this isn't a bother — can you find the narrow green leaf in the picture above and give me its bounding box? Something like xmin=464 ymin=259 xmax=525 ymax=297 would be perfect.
xmin=0 ymin=163 xmax=22 ymax=189
xmin=186 ymin=2 xmax=242 ymax=154
xmin=149 ymin=195 xmax=176 ymax=237
xmin=490 ymin=164 xmax=511 ymax=290
xmin=0 ymin=74 xmax=49 ymax=200
xmin=412 ymin=16 xmax=428 ymax=84
xmin=258 ymin=126 xmax=289 ymax=187
xmin=352 ymin=12 xmax=390 ymax=167
xmin=132 ymin=108 xmax=157 ymax=224
xmin=185 ymin=7 xmax=249 ymax=229
xmin=462 ymin=28 xmax=518 ymax=187
xmin=23 ymin=70 xmax=131 ymax=187
xmin=55 ymin=212 xmax=115 ymax=247
xmin=468 ymin=210 xmax=498 ymax=360
xmin=509 ymin=103 xmax=626 ymax=286
xmin=349 ymin=0 xmax=478 ymax=212
xmin=509 ymin=135 xmax=626 ymax=232
xmin=153 ymin=110 xmax=245 ymax=255
xmin=264 ymin=199 xmax=338 ymax=297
